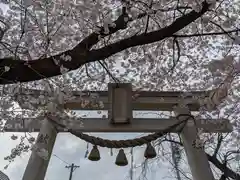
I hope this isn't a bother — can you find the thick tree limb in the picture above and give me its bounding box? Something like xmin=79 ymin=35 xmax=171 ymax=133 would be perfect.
xmin=0 ymin=9 xmax=128 ymax=84
xmin=87 ymin=2 xmax=210 ymax=63
xmin=0 ymin=2 xmax=210 ymax=84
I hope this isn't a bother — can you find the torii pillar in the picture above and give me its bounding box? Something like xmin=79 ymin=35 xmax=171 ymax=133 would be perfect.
xmin=22 ymin=118 xmax=57 ymax=180
xmin=174 ymin=106 xmax=215 ymax=180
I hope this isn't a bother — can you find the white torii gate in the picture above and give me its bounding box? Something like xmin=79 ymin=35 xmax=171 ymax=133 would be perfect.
xmin=4 ymin=83 xmax=232 ymax=180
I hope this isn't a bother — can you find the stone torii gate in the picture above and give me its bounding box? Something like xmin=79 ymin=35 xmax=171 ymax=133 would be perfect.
xmin=4 ymin=83 xmax=232 ymax=180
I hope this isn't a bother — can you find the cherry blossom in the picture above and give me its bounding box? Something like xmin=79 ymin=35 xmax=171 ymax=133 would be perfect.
xmin=0 ymin=0 xmax=240 ymax=178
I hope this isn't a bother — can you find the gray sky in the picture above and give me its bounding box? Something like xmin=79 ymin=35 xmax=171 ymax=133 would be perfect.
xmin=0 ymin=132 xmax=182 ymax=180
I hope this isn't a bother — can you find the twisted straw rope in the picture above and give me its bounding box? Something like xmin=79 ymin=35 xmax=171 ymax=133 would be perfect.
xmin=49 ymin=114 xmax=193 ymax=148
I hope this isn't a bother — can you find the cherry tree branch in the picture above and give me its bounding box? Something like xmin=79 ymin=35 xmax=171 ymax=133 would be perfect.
xmin=207 ymin=154 xmax=240 ymax=180
xmin=172 ymin=29 xmax=240 ymax=38
xmin=0 ymin=2 xmax=210 ymax=84
xmin=213 ymin=134 xmax=223 ymax=157
xmin=165 ymin=138 xmax=240 ymax=180
xmin=87 ymin=2 xmax=210 ymax=65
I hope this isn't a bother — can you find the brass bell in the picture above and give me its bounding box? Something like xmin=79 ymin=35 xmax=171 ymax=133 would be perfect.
xmin=115 ymin=149 xmax=128 ymax=166
xmin=88 ymin=145 xmax=100 ymax=161
xmin=144 ymin=143 xmax=157 ymax=159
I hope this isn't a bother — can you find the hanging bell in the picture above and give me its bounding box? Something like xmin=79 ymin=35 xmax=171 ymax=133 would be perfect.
xmin=88 ymin=145 xmax=101 ymax=161
xmin=115 ymin=149 xmax=128 ymax=166
xmin=144 ymin=143 xmax=157 ymax=159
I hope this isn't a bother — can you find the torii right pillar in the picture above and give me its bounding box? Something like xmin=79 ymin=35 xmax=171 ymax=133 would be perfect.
xmin=174 ymin=106 xmax=215 ymax=180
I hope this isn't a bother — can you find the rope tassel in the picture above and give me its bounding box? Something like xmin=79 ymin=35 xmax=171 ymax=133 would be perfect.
xmin=115 ymin=149 xmax=128 ymax=166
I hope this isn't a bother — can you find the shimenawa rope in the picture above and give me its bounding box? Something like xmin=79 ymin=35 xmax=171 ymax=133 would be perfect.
xmin=47 ymin=114 xmax=193 ymax=148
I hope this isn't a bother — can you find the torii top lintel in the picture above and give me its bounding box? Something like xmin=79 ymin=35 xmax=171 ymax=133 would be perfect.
xmin=5 ymin=83 xmax=232 ymax=133
xmin=15 ymin=83 xmax=213 ymax=112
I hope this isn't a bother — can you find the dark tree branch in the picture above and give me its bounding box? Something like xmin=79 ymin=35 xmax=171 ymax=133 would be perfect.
xmin=210 ymin=21 xmax=236 ymax=41
xmin=144 ymin=0 xmax=153 ymax=34
xmin=0 ymin=1 xmax=211 ymax=84
xmin=164 ymin=138 xmax=240 ymax=180
xmin=87 ymin=2 xmax=210 ymax=64
xmin=172 ymin=29 xmax=240 ymax=38
xmin=207 ymin=154 xmax=240 ymax=180
xmin=219 ymin=174 xmax=226 ymax=180
xmin=0 ymin=8 xmax=129 ymax=84
xmin=98 ymin=60 xmax=119 ymax=83
xmin=167 ymin=37 xmax=180 ymax=74
xmin=213 ymin=134 xmax=223 ymax=157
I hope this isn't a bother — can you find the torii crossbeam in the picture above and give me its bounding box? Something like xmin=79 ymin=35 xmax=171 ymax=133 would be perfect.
xmin=4 ymin=83 xmax=232 ymax=180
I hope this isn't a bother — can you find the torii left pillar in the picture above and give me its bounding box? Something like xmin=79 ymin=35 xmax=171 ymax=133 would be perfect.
xmin=22 ymin=117 xmax=58 ymax=180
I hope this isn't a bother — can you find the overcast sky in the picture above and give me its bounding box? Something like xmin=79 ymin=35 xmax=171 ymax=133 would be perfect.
xmin=0 ymin=131 xmax=185 ymax=180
